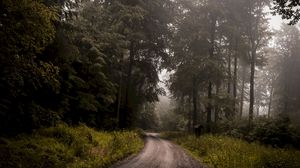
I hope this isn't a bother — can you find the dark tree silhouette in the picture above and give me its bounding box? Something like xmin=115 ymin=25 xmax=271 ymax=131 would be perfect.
xmin=273 ymin=0 xmax=300 ymax=25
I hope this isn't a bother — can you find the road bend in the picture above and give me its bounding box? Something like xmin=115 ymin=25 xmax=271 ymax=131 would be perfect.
xmin=111 ymin=133 xmax=205 ymax=168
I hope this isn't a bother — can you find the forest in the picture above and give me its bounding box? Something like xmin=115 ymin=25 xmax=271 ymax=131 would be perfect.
xmin=0 ymin=0 xmax=300 ymax=168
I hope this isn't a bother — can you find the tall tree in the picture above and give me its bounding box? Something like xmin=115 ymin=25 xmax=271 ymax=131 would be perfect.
xmin=103 ymin=0 xmax=173 ymax=128
xmin=0 ymin=0 xmax=59 ymax=134
xmin=241 ymin=0 xmax=270 ymax=124
xmin=273 ymin=24 xmax=300 ymax=122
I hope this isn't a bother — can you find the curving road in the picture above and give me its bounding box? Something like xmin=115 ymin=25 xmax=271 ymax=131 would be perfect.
xmin=111 ymin=133 xmax=205 ymax=168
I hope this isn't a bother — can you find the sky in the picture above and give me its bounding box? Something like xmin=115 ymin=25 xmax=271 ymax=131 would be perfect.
xmin=267 ymin=6 xmax=285 ymax=30
xmin=268 ymin=14 xmax=283 ymax=30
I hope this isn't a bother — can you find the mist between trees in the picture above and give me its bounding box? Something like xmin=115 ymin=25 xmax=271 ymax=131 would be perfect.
xmin=0 ymin=0 xmax=300 ymax=149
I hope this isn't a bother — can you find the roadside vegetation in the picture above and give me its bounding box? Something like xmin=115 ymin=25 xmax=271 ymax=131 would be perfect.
xmin=163 ymin=132 xmax=300 ymax=168
xmin=0 ymin=124 xmax=143 ymax=168
xmin=1 ymin=0 xmax=300 ymax=167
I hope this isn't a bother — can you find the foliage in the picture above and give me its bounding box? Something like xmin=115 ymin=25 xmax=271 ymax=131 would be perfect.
xmin=164 ymin=133 xmax=300 ymax=168
xmin=167 ymin=0 xmax=271 ymax=133
xmin=49 ymin=9 xmax=119 ymax=127
xmin=0 ymin=124 xmax=143 ymax=168
xmin=272 ymin=25 xmax=300 ymax=120
xmin=0 ymin=0 xmax=60 ymax=135
xmin=272 ymin=0 xmax=300 ymax=25
xmin=136 ymin=103 xmax=160 ymax=130
xmin=159 ymin=110 xmax=187 ymax=131
xmin=215 ymin=116 xmax=300 ymax=149
xmin=0 ymin=0 xmax=175 ymax=134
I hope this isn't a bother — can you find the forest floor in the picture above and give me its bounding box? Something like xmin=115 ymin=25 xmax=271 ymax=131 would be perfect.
xmin=111 ymin=133 xmax=206 ymax=168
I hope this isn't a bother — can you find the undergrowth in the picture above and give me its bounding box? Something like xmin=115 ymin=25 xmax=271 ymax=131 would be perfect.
xmin=163 ymin=132 xmax=300 ymax=168
xmin=0 ymin=124 xmax=143 ymax=168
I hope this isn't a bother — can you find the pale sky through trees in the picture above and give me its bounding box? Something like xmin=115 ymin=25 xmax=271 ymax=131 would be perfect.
xmin=267 ymin=6 xmax=285 ymax=30
xmin=269 ymin=14 xmax=283 ymax=30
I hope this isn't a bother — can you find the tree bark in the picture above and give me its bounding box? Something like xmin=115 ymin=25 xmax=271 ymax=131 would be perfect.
xmin=192 ymin=77 xmax=198 ymax=131
xmin=116 ymin=55 xmax=125 ymax=128
xmin=249 ymin=48 xmax=256 ymax=123
xmin=227 ymin=47 xmax=232 ymax=95
xmin=268 ymin=83 xmax=274 ymax=118
xmin=239 ymin=66 xmax=246 ymax=119
xmin=206 ymin=82 xmax=212 ymax=132
xmin=233 ymin=39 xmax=238 ymax=116
xmin=187 ymin=96 xmax=192 ymax=132
xmin=215 ymin=84 xmax=220 ymax=123
xmin=206 ymin=15 xmax=216 ymax=133
xmin=122 ymin=42 xmax=134 ymax=128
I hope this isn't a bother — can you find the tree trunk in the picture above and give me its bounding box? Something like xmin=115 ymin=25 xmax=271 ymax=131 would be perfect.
xmin=215 ymin=85 xmax=220 ymax=123
xmin=192 ymin=77 xmax=198 ymax=131
xmin=268 ymin=83 xmax=274 ymax=118
xmin=249 ymin=49 xmax=256 ymax=123
xmin=206 ymin=82 xmax=212 ymax=132
xmin=239 ymin=66 xmax=246 ymax=119
xmin=206 ymin=15 xmax=216 ymax=133
xmin=233 ymin=40 xmax=238 ymax=116
xmin=116 ymin=55 xmax=125 ymax=128
xmin=188 ymin=96 xmax=192 ymax=133
xmin=122 ymin=42 xmax=134 ymax=128
xmin=284 ymin=82 xmax=289 ymax=113
xmin=227 ymin=47 xmax=232 ymax=95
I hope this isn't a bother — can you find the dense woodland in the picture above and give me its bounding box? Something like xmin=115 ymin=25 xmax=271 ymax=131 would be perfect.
xmin=1 ymin=0 xmax=300 ymax=150
xmin=163 ymin=0 xmax=300 ymax=130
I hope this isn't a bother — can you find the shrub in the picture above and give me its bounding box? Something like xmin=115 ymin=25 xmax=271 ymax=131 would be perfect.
xmin=165 ymin=133 xmax=300 ymax=168
xmin=215 ymin=116 xmax=300 ymax=149
xmin=0 ymin=124 xmax=143 ymax=168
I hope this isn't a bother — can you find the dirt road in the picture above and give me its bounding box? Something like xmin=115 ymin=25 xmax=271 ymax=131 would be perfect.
xmin=111 ymin=133 xmax=205 ymax=168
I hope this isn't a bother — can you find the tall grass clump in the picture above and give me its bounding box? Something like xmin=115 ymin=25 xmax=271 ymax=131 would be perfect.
xmin=165 ymin=133 xmax=300 ymax=168
xmin=0 ymin=124 xmax=143 ymax=168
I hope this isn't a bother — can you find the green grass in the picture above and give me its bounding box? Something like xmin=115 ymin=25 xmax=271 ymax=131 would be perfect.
xmin=163 ymin=133 xmax=300 ymax=168
xmin=0 ymin=124 xmax=144 ymax=168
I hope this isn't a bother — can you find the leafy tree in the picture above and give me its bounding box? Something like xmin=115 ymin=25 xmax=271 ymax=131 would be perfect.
xmin=105 ymin=0 xmax=173 ymax=128
xmin=240 ymin=0 xmax=271 ymax=124
xmin=137 ymin=103 xmax=159 ymax=130
xmin=43 ymin=0 xmax=124 ymax=128
xmin=169 ymin=0 xmax=230 ymax=132
xmin=0 ymin=0 xmax=59 ymax=134
xmin=273 ymin=24 xmax=300 ymax=123
xmin=272 ymin=0 xmax=300 ymax=25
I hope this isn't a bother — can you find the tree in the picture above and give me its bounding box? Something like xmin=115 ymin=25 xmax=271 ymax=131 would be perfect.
xmin=42 ymin=0 xmax=173 ymax=129
xmin=137 ymin=103 xmax=159 ymax=130
xmin=272 ymin=24 xmax=300 ymax=123
xmin=0 ymin=0 xmax=59 ymax=134
xmin=169 ymin=0 xmax=231 ymax=132
xmin=109 ymin=0 xmax=173 ymax=128
xmin=272 ymin=0 xmax=300 ymax=25
xmin=241 ymin=0 xmax=270 ymax=124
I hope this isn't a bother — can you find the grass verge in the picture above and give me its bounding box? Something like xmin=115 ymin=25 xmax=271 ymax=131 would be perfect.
xmin=0 ymin=124 xmax=143 ymax=168
xmin=163 ymin=132 xmax=300 ymax=168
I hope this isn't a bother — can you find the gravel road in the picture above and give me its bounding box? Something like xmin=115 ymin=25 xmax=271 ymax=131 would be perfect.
xmin=110 ymin=133 xmax=206 ymax=168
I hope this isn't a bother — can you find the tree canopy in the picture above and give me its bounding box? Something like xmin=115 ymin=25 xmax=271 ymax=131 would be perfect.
xmin=0 ymin=0 xmax=300 ymax=137
xmin=273 ymin=0 xmax=300 ymax=25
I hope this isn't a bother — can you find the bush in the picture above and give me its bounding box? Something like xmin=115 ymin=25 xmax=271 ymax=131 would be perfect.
xmin=250 ymin=117 xmax=294 ymax=147
xmin=166 ymin=133 xmax=300 ymax=168
xmin=215 ymin=116 xmax=300 ymax=149
xmin=0 ymin=124 xmax=143 ymax=168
